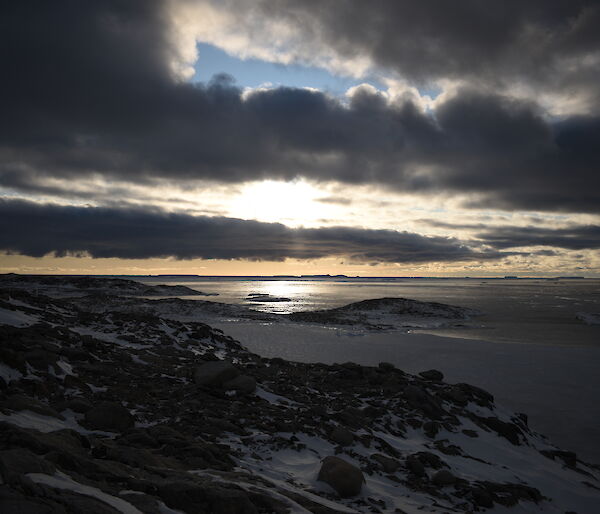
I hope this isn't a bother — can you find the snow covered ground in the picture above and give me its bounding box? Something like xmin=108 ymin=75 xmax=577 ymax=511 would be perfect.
xmin=2 ymin=281 xmax=600 ymax=512
xmin=576 ymin=312 xmax=600 ymax=325
xmin=215 ymin=320 xmax=600 ymax=466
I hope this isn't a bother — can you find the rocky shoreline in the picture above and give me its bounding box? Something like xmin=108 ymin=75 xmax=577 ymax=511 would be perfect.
xmin=0 ymin=274 xmax=216 ymax=298
xmin=1 ymin=278 xmax=599 ymax=513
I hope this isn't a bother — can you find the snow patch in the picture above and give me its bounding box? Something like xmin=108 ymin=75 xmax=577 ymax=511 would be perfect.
xmin=0 ymin=363 xmax=23 ymax=383
xmin=0 ymin=307 xmax=39 ymax=327
xmin=27 ymin=471 xmax=144 ymax=514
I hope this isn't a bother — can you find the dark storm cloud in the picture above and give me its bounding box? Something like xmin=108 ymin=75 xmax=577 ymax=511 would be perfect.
xmin=421 ymin=220 xmax=600 ymax=250
xmin=1 ymin=1 xmax=599 ymax=212
xmin=240 ymin=0 xmax=600 ymax=94
xmin=475 ymin=225 xmax=600 ymax=250
xmin=0 ymin=199 xmax=507 ymax=263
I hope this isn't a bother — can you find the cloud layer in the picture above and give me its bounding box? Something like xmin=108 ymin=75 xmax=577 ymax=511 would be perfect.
xmin=1 ymin=1 xmax=599 ymax=213
xmin=0 ymin=199 xmax=507 ymax=263
xmin=424 ymin=220 xmax=600 ymax=250
xmin=214 ymin=1 xmax=600 ymax=95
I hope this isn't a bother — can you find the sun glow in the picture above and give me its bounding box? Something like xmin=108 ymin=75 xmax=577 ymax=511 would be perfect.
xmin=227 ymin=180 xmax=328 ymax=226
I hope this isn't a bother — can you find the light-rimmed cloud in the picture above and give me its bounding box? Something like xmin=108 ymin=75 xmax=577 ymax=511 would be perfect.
xmin=190 ymin=1 xmax=600 ymax=111
xmin=0 ymin=198 xmax=511 ymax=264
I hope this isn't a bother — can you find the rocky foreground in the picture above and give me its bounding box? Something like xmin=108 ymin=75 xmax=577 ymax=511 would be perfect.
xmin=1 ymin=280 xmax=599 ymax=513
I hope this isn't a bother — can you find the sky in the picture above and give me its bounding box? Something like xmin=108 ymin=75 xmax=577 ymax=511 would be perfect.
xmin=1 ymin=0 xmax=599 ymax=277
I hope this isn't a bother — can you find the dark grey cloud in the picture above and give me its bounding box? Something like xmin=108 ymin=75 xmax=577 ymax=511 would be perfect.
xmin=316 ymin=196 xmax=353 ymax=206
xmin=238 ymin=0 xmax=600 ymax=99
xmin=1 ymin=1 xmax=599 ymax=213
xmin=421 ymin=219 xmax=600 ymax=250
xmin=475 ymin=225 xmax=600 ymax=250
xmin=0 ymin=199 xmax=507 ymax=263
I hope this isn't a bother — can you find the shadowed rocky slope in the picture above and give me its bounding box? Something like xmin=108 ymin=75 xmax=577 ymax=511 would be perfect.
xmin=0 ymin=281 xmax=599 ymax=513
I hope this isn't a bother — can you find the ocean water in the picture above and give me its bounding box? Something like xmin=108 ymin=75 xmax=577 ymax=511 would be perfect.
xmin=136 ymin=277 xmax=600 ymax=347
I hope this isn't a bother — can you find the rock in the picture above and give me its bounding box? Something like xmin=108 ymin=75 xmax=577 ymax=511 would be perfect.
xmin=55 ymin=491 xmax=122 ymax=514
xmin=117 ymin=430 xmax=158 ymax=449
xmin=24 ymin=349 xmax=58 ymax=372
xmin=159 ymin=480 xmax=258 ymax=514
xmin=194 ymin=360 xmax=240 ymax=387
xmin=419 ymin=369 xmax=444 ymax=381
xmin=0 ymin=487 xmax=61 ymax=514
xmin=0 ymin=448 xmax=56 ymax=478
xmin=406 ymin=455 xmax=426 ymax=476
xmin=62 ymin=374 xmax=91 ymax=391
xmin=63 ymin=398 xmax=93 ymax=414
xmin=378 ymin=362 xmax=395 ymax=372
xmin=423 ymin=421 xmax=440 ymax=438
xmin=335 ymin=407 xmax=365 ymax=429
xmin=455 ymin=383 xmax=494 ymax=405
xmin=403 ymin=385 xmax=446 ymax=419
xmin=479 ymin=416 xmax=522 ymax=445
xmin=330 ymin=426 xmax=354 ymax=447
xmin=119 ymin=492 xmax=165 ymax=514
xmin=476 ymin=481 xmax=543 ymax=507
xmin=418 ymin=451 xmax=447 ymax=469
xmin=443 ymin=386 xmax=468 ymax=405
xmin=317 ymin=456 xmax=364 ymax=497
xmin=371 ymin=454 xmax=400 ymax=473
xmin=2 ymin=394 xmax=64 ymax=420
xmin=84 ymin=401 xmax=134 ymax=432
xmin=222 ymin=374 xmax=256 ymax=395
xmin=540 ymin=449 xmax=577 ymax=467
xmin=432 ymin=469 xmax=457 ymax=486
xmin=472 ymin=488 xmax=494 ymax=508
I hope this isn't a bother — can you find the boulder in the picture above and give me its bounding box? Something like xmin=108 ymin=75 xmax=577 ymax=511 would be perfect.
xmin=84 ymin=402 xmax=134 ymax=432
xmin=63 ymin=398 xmax=93 ymax=414
xmin=406 ymin=455 xmax=426 ymax=477
xmin=317 ymin=456 xmax=364 ymax=497
xmin=442 ymin=386 xmax=468 ymax=405
xmin=158 ymin=480 xmax=258 ymax=514
xmin=480 ymin=416 xmax=522 ymax=446
xmin=371 ymin=453 xmax=400 ymax=473
xmin=0 ymin=448 xmax=56 ymax=479
xmin=329 ymin=426 xmax=354 ymax=447
xmin=417 ymin=451 xmax=446 ymax=469
xmin=423 ymin=421 xmax=440 ymax=438
xmin=432 ymin=469 xmax=457 ymax=486
xmin=222 ymin=374 xmax=256 ymax=395
xmin=2 ymin=394 xmax=64 ymax=420
xmin=0 ymin=488 xmax=60 ymax=514
xmin=419 ymin=369 xmax=444 ymax=381
xmin=194 ymin=360 xmax=239 ymax=387
xmin=472 ymin=488 xmax=494 ymax=508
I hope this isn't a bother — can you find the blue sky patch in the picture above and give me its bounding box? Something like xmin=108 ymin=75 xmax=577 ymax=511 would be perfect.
xmin=192 ymin=42 xmax=385 ymax=95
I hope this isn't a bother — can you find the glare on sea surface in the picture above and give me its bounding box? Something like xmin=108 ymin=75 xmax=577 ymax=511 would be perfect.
xmin=261 ymin=280 xmax=298 ymax=299
xmin=247 ymin=280 xmax=311 ymax=314
xmin=228 ymin=180 xmax=327 ymax=226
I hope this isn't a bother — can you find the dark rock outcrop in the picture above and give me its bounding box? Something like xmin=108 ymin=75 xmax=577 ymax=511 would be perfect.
xmin=84 ymin=402 xmax=135 ymax=432
xmin=318 ymin=456 xmax=365 ymax=497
